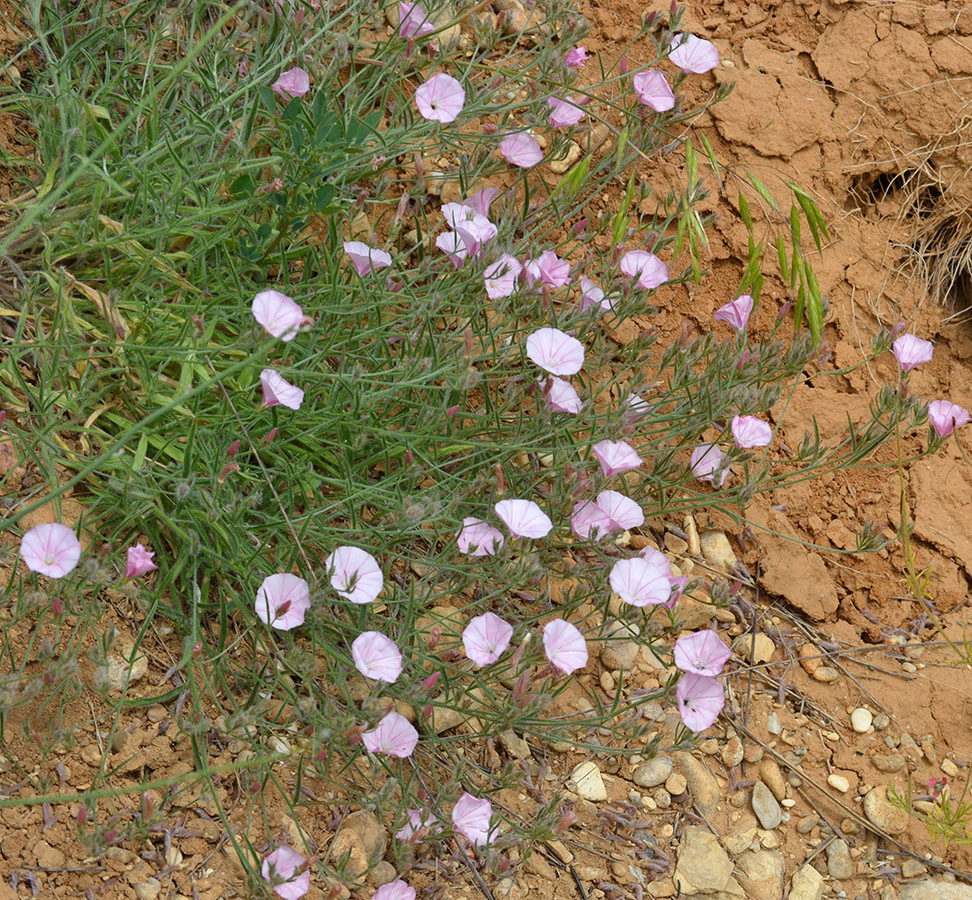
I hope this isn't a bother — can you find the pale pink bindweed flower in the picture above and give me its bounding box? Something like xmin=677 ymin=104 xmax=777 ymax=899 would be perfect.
xmin=669 ymin=34 xmax=720 ymax=73
xmin=271 ymin=67 xmax=310 ymax=98
xmin=731 ymin=415 xmax=772 ymax=449
xmin=326 ymin=546 xmax=383 ymax=604
xmin=610 ymin=556 xmax=672 ymax=607
xmin=398 ymin=1 xmax=434 ymax=37
xmin=892 ymin=333 xmax=934 ymax=372
xmin=352 ymin=631 xmax=402 ymax=682
xmin=396 ymin=808 xmax=440 ymax=841
xmin=262 ymin=846 xmax=310 ymax=900
xmin=564 ymin=45 xmax=588 ymax=67
xmin=676 ymin=672 xmax=725 ymax=732
xmin=545 ymin=377 xmax=583 ymax=414
xmin=343 ymin=241 xmax=393 ymax=275
xmin=499 ymin=132 xmax=543 ymax=168
xmin=484 ymin=254 xmax=522 ymax=299
xmin=20 ymin=523 xmax=81 ymax=579
xmin=594 ymin=489 xmax=644 ymax=530
xmin=463 ymin=612 xmax=514 ymax=666
xmin=362 ymin=711 xmax=419 ymax=757
xmin=674 ymin=629 xmax=731 ymax=676
xmin=579 ymin=276 xmax=610 ymax=312
xmin=593 ymin=439 xmax=642 ymax=476
xmin=466 ymin=186 xmax=501 ymax=217
xmin=619 ymin=250 xmax=668 ymax=290
xmin=375 ymin=881 xmax=416 ymax=900
xmin=125 ymin=544 xmax=157 ymax=579
xmin=256 ymin=573 xmax=311 ymax=631
xmin=928 ymin=399 xmax=970 ymax=437
xmin=252 ymin=290 xmax=306 ymax=341
xmin=526 ymin=327 xmax=584 ymax=375
xmin=495 ymin=499 xmax=552 ymax=539
xmin=547 ymin=96 xmax=585 ymax=128
xmin=260 ymin=369 xmax=305 ymax=410
xmin=456 ymin=517 xmax=505 ymax=556
xmin=713 ymin=295 xmax=754 ymax=331
xmin=571 ymin=490 xmax=643 ymax=539
xmin=452 ymin=792 xmax=493 ymax=846
xmin=415 ymin=73 xmax=465 ymax=123
xmin=523 ymin=250 xmax=570 ymax=289
xmin=435 ymin=231 xmax=469 ymax=268
xmin=542 ymin=618 xmax=588 ymax=674
xmin=624 ymin=392 xmax=652 ymax=422
xmin=632 ymin=70 xmax=674 ymax=111
xmin=690 ymin=443 xmax=729 ymax=487
xmin=570 ymin=499 xmax=613 ymax=540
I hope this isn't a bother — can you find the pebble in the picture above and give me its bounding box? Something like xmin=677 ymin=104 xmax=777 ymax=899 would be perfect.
xmin=653 ymin=788 xmax=672 ymax=808
xmin=873 ymin=713 xmax=891 ymax=731
xmin=901 ymin=859 xmax=927 ymax=879
xmin=673 ymin=826 xmax=733 ymax=894
xmin=872 ymin=753 xmax=905 ymax=773
xmin=759 ymin=759 xmax=787 ymax=802
xmin=752 ymin=781 xmax=782 ymax=829
xmin=798 ymin=644 xmax=821 ymax=675
xmin=549 ymin=141 xmax=582 ymax=175
xmin=684 ymin=515 xmax=701 ymax=555
xmin=851 ymin=708 xmax=873 ymax=733
xmin=826 ymin=838 xmax=854 ymax=880
xmin=569 ymin=761 xmax=607 ymax=801
xmin=134 ymin=880 xmax=162 ymax=900
xmin=33 ymin=840 xmax=66 ymax=868
xmin=721 ymin=735 xmax=744 ymax=767
xmin=733 ymin=632 xmax=775 ymax=664
xmin=759 ymin=829 xmax=782 ymax=850
xmin=828 ymin=773 xmax=850 ymax=793
xmin=633 ymin=756 xmax=673 ymax=788
xmin=665 ymin=773 xmax=687 ymax=796
xmin=499 ymin=730 xmax=532 ymax=760
xmin=766 ymin=711 xmax=782 ymax=735
xmin=942 ymin=758 xmax=959 ymax=777
xmin=700 ymin=530 xmax=737 ymax=572
xmin=674 ymin=751 xmax=722 ymax=819
xmin=600 ymin=671 xmax=616 ymax=693
xmin=812 ymin=666 xmax=840 ymax=683
xmin=797 ymin=816 xmax=818 ymax=834
xmin=788 ymin=863 xmax=825 ymax=900
xmin=736 ymin=848 xmax=785 ymax=900
xmin=723 ymin=813 xmax=758 ymax=854
xmin=863 ymin=786 xmax=910 ymax=835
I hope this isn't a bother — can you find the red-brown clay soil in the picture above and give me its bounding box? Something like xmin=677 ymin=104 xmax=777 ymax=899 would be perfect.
xmin=2 ymin=1 xmax=972 ymax=898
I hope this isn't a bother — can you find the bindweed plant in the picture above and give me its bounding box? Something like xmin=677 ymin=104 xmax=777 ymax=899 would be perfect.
xmin=0 ymin=0 xmax=966 ymax=895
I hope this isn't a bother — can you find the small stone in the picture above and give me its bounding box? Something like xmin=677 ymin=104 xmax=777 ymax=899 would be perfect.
xmin=342 ymin=809 xmax=388 ymax=860
xmin=744 ymin=743 xmax=764 ymax=763
xmin=105 ymin=847 xmax=137 ymax=864
xmin=549 ymin=141 xmax=582 ymax=175
xmin=147 ymin=705 xmax=167 ymax=723
xmin=684 ymin=515 xmax=701 ymax=555
xmin=367 ymin=861 xmax=398 ymax=887
xmin=788 ymin=863 xmax=824 ymax=900
xmin=752 ymin=781 xmax=782 ymax=829
xmin=942 ymin=758 xmax=959 ymax=778
xmin=826 ymin=838 xmax=854 ymax=880
xmin=33 ymin=840 xmax=66 ymax=868
xmin=134 ymin=880 xmax=162 ymax=900
xmin=900 ymin=859 xmax=927 ymax=879
xmin=759 ymin=759 xmax=786 ymax=802
xmin=863 ymin=786 xmax=910 ymax=835
xmin=673 ymin=826 xmax=733 ymax=893
xmin=899 ymin=732 xmax=923 ymax=761
xmin=103 ymin=635 xmax=149 ymax=692
xmin=812 ymin=666 xmax=839 ymax=683
xmin=699 ymin=738 xmax=720 ymax=755
xmin=569 ymin=761 xmax=607 ymax=801
xmin=81 ymin=743 xmax=104 ymax=767
xmin=797 ymin=815 xmax=817 ymax=834
xmin=798 ymin=644 xmax=821 ymax=674
xmin=665 ymin=533 xmax=689 ymax=554
xmin=766 ymin=712 xmax=782 ymax=735
xmin=700 ymin=530 xmax=737 ymax=572
xmin=499 ymin=730 xmax=532 ymax=760
xmin=759 ymin=829 xmax=781 ymax=850
xmin=873 ymin=713 xmax=891 ymax=731
xmin=736 ymin=849 xmax=785 ymax=900
xmin=653 ymin=788 xmax=672 ymax=808
xmin=674 ymin=752 xmax=722 ymax=819
xmin=633 ymin=756 xmax=673 ymax=788
xmin=840 ymin=817 xmax=861 ymax=835
xmin=733 ymin=632 xmax=775 ymax=664
xmin=599 ymin=670 xmax=616 ymax=693
xmin=721 ymin=735 xmax=745 ymax=767
xmin=872 ymin=753 xmax=905 ymax=773
xmin=665 ymin=773 xmax=687 ymax=796
xmin=851 ymin=708 xmax=873 ymax=733
xmin=329 ymin=829 xmax=368 ymax=881
xmin=723 ymin=812 xmax=758 ymax=854
xmin=828 ymin=773 xmax=850 ymax=793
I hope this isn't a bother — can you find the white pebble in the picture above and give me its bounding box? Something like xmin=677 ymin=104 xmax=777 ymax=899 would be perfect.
xmin=827 ymin=774 xmax=850 ymax=793
xmin=850 ymin=708 xmax=873 ymax=733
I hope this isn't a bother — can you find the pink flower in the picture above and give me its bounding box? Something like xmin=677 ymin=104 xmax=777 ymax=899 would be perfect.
xmin=484 ymin=254 xmax=522 ymax=299
xmin=343 ymin=241 xmax=393 ymax=275
xmin=396 ymin=808 xmax=440 ymax=841
xmin=262 ymin=846 xmax=310 ymax=900
xmin=351 ymin=631 xmax=402 ymax=682
xmin=466 ymin=186 xmax=502 ymax=217
xmin=542 ymin=619 xmax=588 ymax=674
xmin=499 ymin=132 xmax=543 ymax=168
xmin=463 ymin=612 xmax=513 ymax=666
xmin=564 ymin=45 xmax=588 ymax=68
xmin=326 ymin=546 xmax=383 ymax=604
xmin=435 ymin=231 xmax=468 ymax=268
xmin=570 ymin=490 xmax=644 ymax=540
xmin=271 ymin=67 xmax=310 ymax=99
xmin=713 ymin=295 xmax=754 ymax=331
xmin=547 ymin=96 xmax=585 ymax=128
xmin=375 ymin=881 xmax=416 ymax=900
xmin=570 ymin=499 xmax=613 ymax=540
xmin=452 ymin=792 xmax=493 ymax=846
xmin=632 ymin=70 xmax=674 ymax=111
xmin=731 ymin=415 xmax=771 ymax=449
xmin=667 ymin=575 xmax=688 ymax=608
xmin=579 ymin=276 xmax=610 ymax=312
xmin=624 ymin=393 xmax=652 ymax=423
xmin=252 ymin=290 xmax=306 ymax=341
xmin=125 ymin=544 xmax=157 ymax=579
xmin=260 ymin=368 xmax=305 ymax=410
xmin=669 ymin=34 xmax=720 ymax=74
xmin=398 ymin=1 xmax=434 ymax=37
xmin=594 ymin=489 xmax=644 ymax=530
xmin=523 ymin=250 xmax=571 ymax=289
xmin=676 ymin=672 xmax=725 ymax=732
xmin=495 ymin=499 xmax=552 ymax=539
xmin=638 ymin=545 xmax=672 ymax=576
xmin=610 ymin=556 xmax=672 ymax=607
xmin=928 ymin=399 xmax=970 ymax=437
xmin=415 ymin=73 xmax=465 ymax=123
xmin=255 ymin=573 xmax=311 ymax=631
xmin=441 ymin=203 xmax=497 ymax=242
xmin=619 ymin=250 xmax=668 ymax=289
xmin=456 ymin=517 xmax=505 ymax=556
xmin=20 ymin=523 xmax=82 ymax=579
xmin=362 ymin=711 xmax=419 ymax=758
xmin=892 ymin=333 xmax=933 ymax=372
xmin=526 ymin=327 xmax=584 ymax=375
xmin=545 ymin=377 xmax=583 ymax=414
xmin=674 ymin=629 xmax=731 ymax=676
xmin=593 ymin=439 xmax=642 ymax=476
xmin=690 ymin=443 xmax=729 ymax=487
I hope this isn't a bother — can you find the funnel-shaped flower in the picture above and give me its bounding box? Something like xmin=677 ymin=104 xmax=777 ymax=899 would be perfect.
xmin=547 ymin=96 xmax=585 ymax=128
xmin=579 ymin=276 xmax=610 ymax=312
xmin=484 ymin=254 xmax=522 ymax=299
xmin=690 ymin=443 xmax=729 ymax=487
xmin=326 ymin=546 xmax=383 ymax=604
xmin=362 ymin=711 xmax=419 ymax=757
xmin=928 ymin=399 xmax=970 ymax=437
xmin=375 ymin=881 xmax=416 ymax=900
xmin=633 ymin=70 xmax=674 ymax=111
xmin=495 ymin=499 xmax=552 ymax=539
xmin=545 ymin=377 xmax=582 ymax=414
xmin=731 ymin=415 xmax=771 ymax=449
xmin=676 ymin=672 xmax=725 ymax=732
xmin=351 ymin=631 xmax=402 ymax=682
xmin=892 ymin=333 xmax=933 ymax=372
xmin=20 ymin=523 xmax=82 ymax=579
xmin=260 ymin=369 xmax=304 ymax=410
xmin=255 ymin=573 xmax=311 ymax=630
xmin=252 ymin=290 xmax=305 ymax=341
xmin=526 ymin=327 xmax=584 ymax=375
xmin=542 ymin=618 xmax=588 ymax=674
xmin=713 ymin=295 xmax=754 ymax=331
xmin=462 ymin=612 xmax=513 ymax=666
xmin=565 ymin=45 xmax=588 ymax=68
xmin=674 ymin=629 xmax=731 ymax=676
xmin=452 ymin=793 xmax=493 ymax=846
xmin=399 ymin=1 xmax=434 ymax=36
xmin=415 ymin=73 xmax=465 ymax=123
xmin=619 ymin=250 xmax=668 ymax=290
xmin=272 ymin=67 xmax=310 ymax=99
xmin=125 ymin=544 xmax=157 ymax=579
xmin=523 ymin=251 xmax=571 ymax=289
xmin=593 ymin=439 xmax=642 ymax=476
xmin=499 ymin=132 xmax=543 ymax=168
xmin=669 ymin=34 xmax=720 ymax=73
xmin=609 ymin=556 xmax=672 ymax=607
xmin=595 ymin=489 xmax=644 ymax=530
xmin=262 ymin=846 xmax=310 ymax=900
xmin=456 ymin=517 xmax=504 ymax=556
xmin=343 ymin=241 xmax=393 ymax=275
